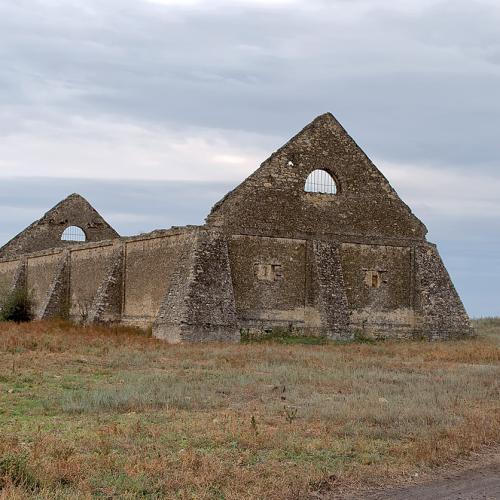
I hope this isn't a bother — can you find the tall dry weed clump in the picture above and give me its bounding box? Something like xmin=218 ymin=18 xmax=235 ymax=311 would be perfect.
xmin=0 ymin=319 xmax=153 ymax=354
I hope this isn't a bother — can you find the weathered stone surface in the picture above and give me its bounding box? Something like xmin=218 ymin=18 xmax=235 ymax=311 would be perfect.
xmin=228 ymin=235 xmax=309 ymax=334
xmin=414 ymin=245 xmax=473 ymax=339
xmin=0 ymin=258 xmax=26 ymax=295
xmin=0 ymin=113 xmax=472 ymax=341
xmin=0 ymin=259 xmax=27 ymax=316
xmin=207 ymin=113 xmax=426 ymax=242
xmin=86 ymin=244 xmax=124 ymax=325
xmin=122 ymin=230 xmax=195 ymax=328
xmin=0 ymin=193 xmax=119 ymax=259
xmin=153 ymin=229 xmax=238 ymax=342
xmin=310 ymin=240 xmax=351 ymax=339
xmin=39 ymin=252 xmax=70 ymax=320
xmin=27 ymin=251 xmax=66 ymax=318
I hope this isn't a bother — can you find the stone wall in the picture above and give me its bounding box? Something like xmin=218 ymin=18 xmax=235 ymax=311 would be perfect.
xmin=228 ymin=235 xmax=308 ymax=331
xmin=310 ymin=240 xmax=351 ymax=339
xmin=0 ymin=113 xmax=473 ymax=342
xmin=0 ymin=228 xmax=199 ymax=328
xmin=153 ymin=229 xmax=238 ymax=342
xmin=69 ymin=243 xmax=116 ymax=322
xmin=26 ymin=252 xmax=64 ymax=318
xmin=122 ymin=230 xmax=195 ymax=327
xmin=0 ymin=259 xmax=20 ymax=294
xmin=40 ymin=252 xmax=70 ymax=320
xmin=87 ymin=245 xmax=124 ymax=324
xmin=340 ymin=243 xmax=415 ymax=338
xmin=201 ymin=113 xmax=471 ymax=339
xmin=0 ymin=228 xmax=472 ymax=340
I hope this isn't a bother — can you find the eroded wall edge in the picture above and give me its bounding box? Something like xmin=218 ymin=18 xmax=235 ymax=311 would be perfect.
xmin=86 ymin=243 xmax=125 ymax=324
xmin=414 ymin=244 xmax=473 ymax=339
xmin=39 ymin=252 xmax=70 ymax=320
xmin=11 ymin=259 xmax=28 ymax=292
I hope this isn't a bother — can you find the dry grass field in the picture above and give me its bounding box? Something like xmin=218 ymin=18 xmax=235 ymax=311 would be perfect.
xmin=0 ymin=319 xmax=499 ymax=499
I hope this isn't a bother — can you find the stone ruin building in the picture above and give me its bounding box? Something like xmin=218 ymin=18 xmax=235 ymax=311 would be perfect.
xmin=0 ymin=113 xmax=472 ymax=342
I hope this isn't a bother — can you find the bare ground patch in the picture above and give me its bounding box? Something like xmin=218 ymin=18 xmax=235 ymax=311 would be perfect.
xmin=350 ymin=445 xmax=500 ymax=500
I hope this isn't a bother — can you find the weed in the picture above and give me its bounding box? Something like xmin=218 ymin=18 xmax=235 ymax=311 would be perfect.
xmin=75 ymin=300 xmax=93 ymax=324
xmin=251 ymin=415 xmax=259 ymax=435
xmin=352 ymin=330 xmax=377 ymax=344
xmin=284 ymin=405 xmax=298 ymax=424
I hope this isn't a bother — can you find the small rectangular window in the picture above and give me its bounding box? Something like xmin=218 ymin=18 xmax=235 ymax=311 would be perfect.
xmin=254 ymin=263 xmax=283 ymax=282
xmin=364 ymin=269 xmax=386 ymax=288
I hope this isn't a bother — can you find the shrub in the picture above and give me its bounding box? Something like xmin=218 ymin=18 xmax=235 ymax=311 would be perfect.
xmin=0 ymin=288 xmax=33 ymax=323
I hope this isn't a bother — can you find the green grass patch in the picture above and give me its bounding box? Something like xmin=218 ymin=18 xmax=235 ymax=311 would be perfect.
xmin=241 ymin=328 xmax=330 ymax=345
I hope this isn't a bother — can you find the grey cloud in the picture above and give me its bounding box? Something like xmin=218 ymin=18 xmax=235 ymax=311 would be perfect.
xmin=0 ymin=177 xmax=231 ymax=237
xmin=1 ymin=0 xmax=499 ymax=169
xmin=0 ymin=0 xmax=499 ymax=316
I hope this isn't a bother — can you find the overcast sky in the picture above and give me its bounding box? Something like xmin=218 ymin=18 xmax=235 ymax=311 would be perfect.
xmin=1 ymin=0 xmax=499 ymax=316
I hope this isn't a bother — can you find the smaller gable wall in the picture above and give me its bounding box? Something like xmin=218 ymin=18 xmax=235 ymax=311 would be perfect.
xmin=0 ymin=194 xmax=119 ymax=259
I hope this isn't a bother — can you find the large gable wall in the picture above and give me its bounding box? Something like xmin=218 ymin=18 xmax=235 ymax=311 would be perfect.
xmin=207 ymin=113 xmax=426 ymax=242
xmin=205 ymin=113 xmax=470 ymax=340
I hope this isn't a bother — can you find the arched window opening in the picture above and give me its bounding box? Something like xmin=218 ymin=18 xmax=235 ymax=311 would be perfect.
xmin=61 ymin=226 xmax=86 ymax=242
xmin=304 ymin=169 xmax=337 ymax=195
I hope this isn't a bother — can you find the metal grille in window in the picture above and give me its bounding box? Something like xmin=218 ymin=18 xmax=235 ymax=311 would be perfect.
xmin=304 ymin=169 xmax=337 ymax=195
xmin=61 ymin=226 xmax=86 ymax=242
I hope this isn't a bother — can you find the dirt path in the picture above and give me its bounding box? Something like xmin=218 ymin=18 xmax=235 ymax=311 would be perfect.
xmin=364 ymin=462 xmax=500 ymax=499
xmin=322 ymin=448 xmax=500 ymax=500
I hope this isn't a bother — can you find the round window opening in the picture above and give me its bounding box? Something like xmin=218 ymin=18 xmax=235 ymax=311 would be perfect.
xmin=304 ymin=169 xmax=337 ymax=195
xmin=61 ymin=226 xmax=86 ymax=242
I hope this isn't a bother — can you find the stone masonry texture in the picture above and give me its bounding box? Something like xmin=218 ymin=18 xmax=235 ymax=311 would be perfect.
xmin=0 ymin=113 xmax=473 ymax=342
xmin=0 ymin=193 xmax=119 ymax=259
